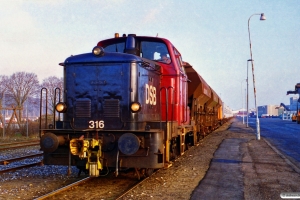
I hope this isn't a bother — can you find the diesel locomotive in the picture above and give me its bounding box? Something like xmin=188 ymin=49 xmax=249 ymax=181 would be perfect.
xmin=39 ymin=33 xmax=229 ymax=177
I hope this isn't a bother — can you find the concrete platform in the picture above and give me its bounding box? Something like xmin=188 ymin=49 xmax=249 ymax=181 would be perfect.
xmin=190 ymin=120 xmax=300 ymax=200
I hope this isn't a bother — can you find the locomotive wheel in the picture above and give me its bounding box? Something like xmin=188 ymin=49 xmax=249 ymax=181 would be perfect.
xmin=184 ymin=134 xmax=189 ymax=151
xmin=135 ymin=168 xmax=141 ymax=180
xmin=197 ymin=132 xmax=201 ymax=142
xmin=170 ymin=138 xmax=178 ymax=160
xmin=145 ymin=168 xmax=154 ymax=177
xmin=137 ymin=168 xmax=154 ymax=178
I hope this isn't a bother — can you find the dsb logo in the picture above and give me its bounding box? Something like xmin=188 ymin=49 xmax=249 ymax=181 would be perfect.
xmin=145 ymin=84 xmax=156 ymax=105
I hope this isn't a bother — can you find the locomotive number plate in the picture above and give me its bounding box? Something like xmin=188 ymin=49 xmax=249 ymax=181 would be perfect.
xmin=88 ymin=120 xmax=104 ymax=129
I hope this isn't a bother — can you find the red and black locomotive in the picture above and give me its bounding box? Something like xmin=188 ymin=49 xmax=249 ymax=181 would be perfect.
xmin=39 ymin=34 xmax=227 ymax=177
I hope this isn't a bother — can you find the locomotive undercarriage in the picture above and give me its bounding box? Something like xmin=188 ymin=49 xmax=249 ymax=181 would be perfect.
xmin=40 ymin=129 xmax=165 ymax=177
xmin=41 ymin=119 xmax=220 ymax=180
xmin=40 ymin=121 xmax=199 ymax=177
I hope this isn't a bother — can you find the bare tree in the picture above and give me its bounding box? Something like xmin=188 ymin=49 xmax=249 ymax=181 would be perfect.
xmin=0 ymin=75 xmax=8 ymax=126
xmin=0 ymin=75 xmax=8 ymax=104
xmin=41 ymin=76 xmax=63 ymax=114
xmin=3 ymin=72 xmax=40 ymax=126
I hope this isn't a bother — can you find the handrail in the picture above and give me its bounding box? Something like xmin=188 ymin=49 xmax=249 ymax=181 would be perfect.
xmin=39 ymin=88 xmax=48 ymax=137
xmin=160 ymin=86 xmax=174 ymax=137
xmin=160 ymin=87 xmax=167 ymax=131
xmin=54 ymin=87 xmax=61 ymax=128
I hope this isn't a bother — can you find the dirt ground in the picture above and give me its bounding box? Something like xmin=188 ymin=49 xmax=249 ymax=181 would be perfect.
xmin=1 ymin=118 xmax=300 ymax=200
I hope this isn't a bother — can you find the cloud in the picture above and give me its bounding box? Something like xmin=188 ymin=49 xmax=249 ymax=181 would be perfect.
xmin=142 ymin=8 xmax=163 ymax=24
xmin=0 ymin=2 xmax=48 ymax=79
xmin=0 ymin=2 xmax=43 ymax=47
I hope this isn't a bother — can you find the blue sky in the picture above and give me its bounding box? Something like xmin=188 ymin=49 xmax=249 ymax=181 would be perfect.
xmin=0 ymin=0 xmax=299 ymax=110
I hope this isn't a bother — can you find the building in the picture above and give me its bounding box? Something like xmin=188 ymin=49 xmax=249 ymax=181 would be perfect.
xmin=257 ymin=105 xmax=279 ymax=117
xmin=288 ymin=97 xmax=300 ymax=111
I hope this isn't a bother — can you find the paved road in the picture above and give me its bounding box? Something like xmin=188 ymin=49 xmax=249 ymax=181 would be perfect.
xmin=238 ymin=117 xmax=300 ymax=167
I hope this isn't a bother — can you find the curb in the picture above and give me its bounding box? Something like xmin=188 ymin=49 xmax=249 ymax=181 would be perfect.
xmin=263 ymin=138 xmax=300 ymax=174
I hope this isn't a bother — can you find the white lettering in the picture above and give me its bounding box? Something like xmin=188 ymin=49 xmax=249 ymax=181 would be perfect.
xmin=152 ymin=86 xmax=156 ymax=105
xmin=89 ymin=120 xmax=105 ymax=129
xmin=145 ymin=84 xmax=157 ymax=105
xmin=149 ymin=85 xmax=153 ymax=104
xmin=146 ymin=84 xmax=150 ymax=104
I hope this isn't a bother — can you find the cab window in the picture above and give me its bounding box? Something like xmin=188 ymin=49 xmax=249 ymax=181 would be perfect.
xmin=140 ymin=41 xmax=170 ymax=63
xmin=174 ymin=48 xmax=186 ymax=74
xmin=104 ymin=42 xmax=125 ymax=53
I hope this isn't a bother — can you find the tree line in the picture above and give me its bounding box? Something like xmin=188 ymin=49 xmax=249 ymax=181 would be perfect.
xmin=0 ymin=72 xmax=63 ymax=136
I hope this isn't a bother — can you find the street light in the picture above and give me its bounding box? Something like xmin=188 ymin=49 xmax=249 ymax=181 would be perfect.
xmin=241 ymin=79 xmax=246 ymax=124
xmin=2 ymin=93 xmax=5 ymax=138
xmin=246 ymin=59 xmax=253 ymax=128
xmin=248 ymin=13 xmax=266 ymax=140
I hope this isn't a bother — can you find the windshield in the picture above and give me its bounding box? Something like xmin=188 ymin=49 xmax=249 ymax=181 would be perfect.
xmin=103 ymin=39 xmax=171 ymax=64
xmin=104 ymin=42 xmax=125 ymax=53
xmin=141 ymin=41 xmax=171 ymax=63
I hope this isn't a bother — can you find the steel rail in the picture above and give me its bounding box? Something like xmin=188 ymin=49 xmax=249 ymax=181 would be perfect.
xmin=0 ymin=161 xmax=43 ymax=174
xmin=0 ymin=153 xmax=43 ymax=165
xmin=0 ymin=141 xmax=40 ymax=151
xmin=0 ymin=140 xmax=39 ymax=146
xmin=34 ymin=177 xmax=93 ymax=200
xmin=115 ymin=169 xmax=159 ymax=200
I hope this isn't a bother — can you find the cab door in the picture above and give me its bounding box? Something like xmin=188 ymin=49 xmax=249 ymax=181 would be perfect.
xmin=174 ymin=48 xmax=188 ymax=125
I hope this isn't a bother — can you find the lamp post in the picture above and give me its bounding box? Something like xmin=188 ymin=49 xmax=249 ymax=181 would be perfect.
xmin=241 ymin=79 xmax=246 ymax=124
xmin=2 ymin=93 xmax=5 ymax=138
xmin=246 ymin=59 xmax=253 ymax=128
xmin=26 ymin=100 xmax=28 ymax=138
xmin=248 ymin=13 xmax=266 ymax=140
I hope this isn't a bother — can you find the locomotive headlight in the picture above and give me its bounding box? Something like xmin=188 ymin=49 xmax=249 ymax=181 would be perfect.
xmin=92 ymin=46 xmax=104 ymax=56
xmin=55 ymin=102 xmax=67 ymax=113
xmin=130 ymin=102 xmax=141 ymax=113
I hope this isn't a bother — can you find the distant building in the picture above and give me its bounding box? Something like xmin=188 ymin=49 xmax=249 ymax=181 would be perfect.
xmin=222 ymin=103 xmax=234 ymax=118
xmin=233 ymin=100 xmax=298 ymax=119
xmin=289 ymin=97 xmax=300 ymax=111
xmin=232 ymin=109 xmax=247 ymax=117
xmin=276 ymin=107 xmax=285 ymax=117
xmin=257 ymin=105 xmax=279 ymax=117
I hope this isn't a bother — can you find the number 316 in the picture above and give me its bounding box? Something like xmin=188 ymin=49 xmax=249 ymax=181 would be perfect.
xmin=89 ymin=120 xmax=105 ymax=129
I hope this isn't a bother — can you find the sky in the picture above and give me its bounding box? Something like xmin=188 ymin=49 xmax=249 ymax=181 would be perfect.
xmin=0 ymin=0 xmax=299 ymax=110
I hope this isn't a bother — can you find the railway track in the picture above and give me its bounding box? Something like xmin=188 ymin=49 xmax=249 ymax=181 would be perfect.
xmin=33 ymin=169 xmax=158 ymax=200
xmin=0 ymin=153 xmax=43 ymax=174
xmin=115 ymin=174 xmax=152 ymax=200
xmin=34 ymin=177 xmax=94 ymax=200
xmin=0 ymin=153 xmax=43 ymax=165
xmin=0 ymin=161 xmax=42 ymax=174
xmin=0 ymin=140 xmax=40 ymax=151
